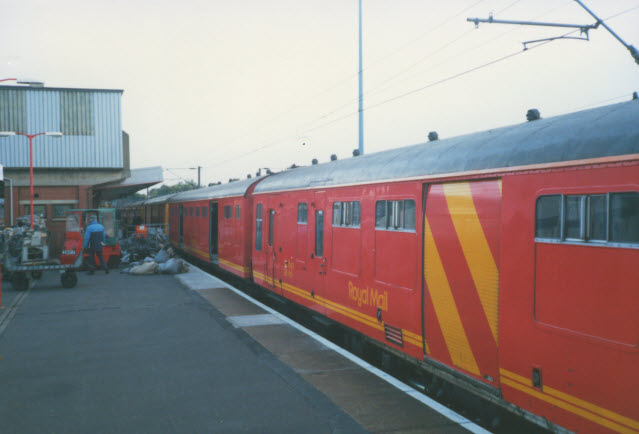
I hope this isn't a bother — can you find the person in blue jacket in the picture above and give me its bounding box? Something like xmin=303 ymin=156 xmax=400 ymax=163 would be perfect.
xmin=84 ymin=215 xmax=109 ymax=274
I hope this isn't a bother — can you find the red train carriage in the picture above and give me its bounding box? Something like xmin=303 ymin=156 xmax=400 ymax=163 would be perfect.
xmin=248 ymin=100 xmax=639 ymax=433
xmin=169 ymin=177 xmax=265 ymax=278
xmin=140 ymin=194 xmax=175 ymax=235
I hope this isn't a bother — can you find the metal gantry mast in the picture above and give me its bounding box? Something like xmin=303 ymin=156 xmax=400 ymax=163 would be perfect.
xmin=467 ymin=0 xmax=639 ymax=65
xmin=358 ymin=0 xmax=364 ymax=156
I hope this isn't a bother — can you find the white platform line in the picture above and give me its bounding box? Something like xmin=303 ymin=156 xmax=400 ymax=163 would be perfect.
xmin=0 ymin=288 xmax=31 ymax=338
xmin=181 ymin=264 xmax=491 ymax=434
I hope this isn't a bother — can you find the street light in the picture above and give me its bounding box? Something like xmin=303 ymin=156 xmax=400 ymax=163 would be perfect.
xmin=0 ymin=131 xmax=63 ymax=229
xmin=0 ymin=78 xmax=44 ymax=86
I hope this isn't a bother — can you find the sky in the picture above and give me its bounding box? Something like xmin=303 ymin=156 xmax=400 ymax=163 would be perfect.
xmin=1 ymin=0 xmax=638 ymax=188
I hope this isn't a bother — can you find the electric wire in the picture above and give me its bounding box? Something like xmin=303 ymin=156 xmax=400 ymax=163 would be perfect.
xmin=298 ymin=0 xmax=574 ymax=135
xmin=202 ymin=5 xmax=639 ymax=172
xmin=199 ymin=0 xmax=491 ymax=168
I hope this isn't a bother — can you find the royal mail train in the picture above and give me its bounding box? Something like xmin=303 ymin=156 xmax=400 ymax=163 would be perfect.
xmin=123 ymin=100 xmax=639 ymax=433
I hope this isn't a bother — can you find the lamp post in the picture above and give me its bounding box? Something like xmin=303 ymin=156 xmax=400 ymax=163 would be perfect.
xmin=0 ymin=78 xmax=44 ymax=86
xmin=0 ymin=131 xmax=63 ymax=229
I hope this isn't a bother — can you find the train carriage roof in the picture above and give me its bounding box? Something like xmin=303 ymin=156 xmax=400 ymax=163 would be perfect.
xmin=168 ymin=176 xmax=266 ymax=203
xmin=255 ymin=100 xmax=639 ymax=193
xmin=144 ymin=193 xmax=177 ymax=205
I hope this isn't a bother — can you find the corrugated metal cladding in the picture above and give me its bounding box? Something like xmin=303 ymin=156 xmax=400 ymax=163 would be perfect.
xmin=0 ymin=87 xmax=123 ymax=168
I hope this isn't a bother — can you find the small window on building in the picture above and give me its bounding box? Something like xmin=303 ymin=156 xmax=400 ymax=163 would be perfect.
xmin=255 ymin=204 xmax=263 ymax=251
xmin=0 ymin=89 xmax=26 ymax=132
xmin=332 ymin=201 xmax=361 ymax=227
xmin=236 ymin=205 xmax=241 ymax=220
xmin=224 ymin=205 xmax=232 ymax=219
xmin=297 ymin=203 xmax=308 ymax=224
xmin=189 ymin=207 xmax=193 ymax=217
xmin=60 ymin=91 xmax=95 ymax=136
xmin=535 ymin=195 xmax=561 ymax=239
xmin=195 ymin=207 xmax=200 ymax=217
xmin=375 ymin=199 xmax=416 ymax=231
xmin=610 ymin=192 xmax=639 ymax=244
xmin=24 ymin=204 xmax=47 ymax=218
xmin=53 ymin=204 xmax=75 ymax=220
xmin=202 ymin=206 xmax=207 ymax=218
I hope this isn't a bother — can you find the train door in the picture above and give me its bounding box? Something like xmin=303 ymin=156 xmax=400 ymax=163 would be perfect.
xmin=209 ymin=202 xmax=218 ymax=260
xmin=422 ymin=180 xmax=502 ymax=388
xmin=307 ymin=191 xmax=327 ymax=314
xmin=178 ymin=204 xmax=184 ymax=248
xmin=265 ymin=205 xmax=280 ymax=294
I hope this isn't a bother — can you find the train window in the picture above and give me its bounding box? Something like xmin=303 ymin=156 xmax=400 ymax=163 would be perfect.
xmin=224 ymin=205 xmax=232 ymax=219
xmin=332 ymin=201 xmax=361 ymax=227
xmin=315 ymin=210 xmax=324 ymax=257
xmin=587 ymin=195 xmax=606 ymax=241
xmin=202 ymin=206 xmax=207 ymax=218
xmin=268 ymin=210 xmax=275 ymax=246
xmin=236 ymin=205 xmax=241 ymax=220
xmin=195 ymin=207 xmax=200 ymax=217
xmin=535 ymin=195 xmax=561 ymax=239
xmin=610 ymin=192 xmax=639 ymax=244
xmin=297 ymin=203 xmax=308 ymax=224
xmin=375 ymin=200 xmax=416 ymax=231
xmin=189 ymin=207 xmax=193 ymax=217
xmin=375 ymin=202 xmax=386 ymax=227
xmin=564 ymin=196 xmax=585 ymax=240
xmin=535 ymin=192 xmax=639 ymax=247
xmin=255 ymin=204 xmax=263 ymax=251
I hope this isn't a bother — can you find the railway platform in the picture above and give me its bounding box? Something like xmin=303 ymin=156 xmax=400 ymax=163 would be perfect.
xmin=0 ymin=265 xmax=485 ymax=433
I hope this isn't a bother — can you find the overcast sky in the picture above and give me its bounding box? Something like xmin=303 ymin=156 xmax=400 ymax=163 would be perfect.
xmin=2 ymin=0 xmax=638 ymax=188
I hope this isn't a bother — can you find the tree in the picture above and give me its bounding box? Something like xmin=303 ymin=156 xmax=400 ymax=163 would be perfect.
xmin=148 ymin=181 xmax=197 ymax=198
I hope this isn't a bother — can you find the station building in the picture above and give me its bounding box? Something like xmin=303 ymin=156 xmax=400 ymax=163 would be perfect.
xmin=0 ymin=84 xmax=162 ymax=255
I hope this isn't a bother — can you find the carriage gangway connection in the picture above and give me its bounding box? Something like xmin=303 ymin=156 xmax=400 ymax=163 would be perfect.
xmin=0 ymin=261 xmax=489 ymax=433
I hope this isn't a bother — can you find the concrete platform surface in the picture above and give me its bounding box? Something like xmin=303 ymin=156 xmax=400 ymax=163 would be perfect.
xmin=0 ymin=270 xmax=364 ymax=433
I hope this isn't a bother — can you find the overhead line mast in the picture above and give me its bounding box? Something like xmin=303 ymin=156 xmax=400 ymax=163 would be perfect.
xmin=467 ymin=0 xmax=639 ymax=65
xmin=358 ymin=0 xmax=364 ymax=156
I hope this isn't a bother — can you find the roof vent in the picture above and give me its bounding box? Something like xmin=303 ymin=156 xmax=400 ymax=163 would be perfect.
xmin=428 ymin=131 xmax=438 ymax=141
xmin=330 ymin=154 xmax=337 ymax=161
xmin=352 ymin=149 xmax=360 ymax=157
xmin=633 ymin=91 xmax=638 ymax=100
xmin=247 ymin=174 xmax=252 ymax=179
xmin=312 ymin=158 xmax=318 ymax=165
xmin=526 ymin=109 xmax=541 ymax=122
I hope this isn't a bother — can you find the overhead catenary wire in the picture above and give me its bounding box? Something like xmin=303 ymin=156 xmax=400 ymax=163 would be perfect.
xmin=202 ymin=5 xmax=639 ymax=172
xmin=198 ymin=0 xmax=491 ymax=168
xmin=297 ymin=0 xmax=575 ymax=136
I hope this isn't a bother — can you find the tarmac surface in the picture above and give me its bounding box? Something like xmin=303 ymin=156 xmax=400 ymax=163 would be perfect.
xmin=0 ymin=266 xmax=481 ymax=433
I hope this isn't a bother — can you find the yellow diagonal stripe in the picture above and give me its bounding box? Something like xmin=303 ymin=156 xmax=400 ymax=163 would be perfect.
xmin=500 ymin=369 xmax=639 ymax=432
xmin=443 ymin=182 xmax=500 ymax=344
xmin=424 ymin=218 xmax=480 ymax=376
xmin=500 ymin=369 xmax=639 ymax=434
